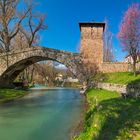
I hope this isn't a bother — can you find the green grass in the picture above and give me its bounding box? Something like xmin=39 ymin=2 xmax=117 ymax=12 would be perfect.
xmin=103 ymin=72 xmax=140 ymax=84
xmin=74 ymin=88 xmax=140 ymax=140
xmin=0 ymin=89 xmax=28 ymax=103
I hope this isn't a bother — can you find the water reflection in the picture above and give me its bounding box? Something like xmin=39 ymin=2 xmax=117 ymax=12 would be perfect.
xmin=0 ymin=88 xmax=83 ymax=140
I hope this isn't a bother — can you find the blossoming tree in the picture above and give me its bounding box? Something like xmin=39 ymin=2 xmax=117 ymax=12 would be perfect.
xmin=118 ymin=4 xmax=140 ymax=75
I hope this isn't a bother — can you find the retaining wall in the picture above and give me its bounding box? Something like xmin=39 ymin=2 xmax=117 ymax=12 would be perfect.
xmin=97 ymin=82 xmax=140 ymax=98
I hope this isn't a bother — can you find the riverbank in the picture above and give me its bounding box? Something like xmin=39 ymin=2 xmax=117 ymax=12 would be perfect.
xmin=74 ymin=88 xmax=140 ymax=140
xmin=0 ymin=89 xmax=28 ymax=103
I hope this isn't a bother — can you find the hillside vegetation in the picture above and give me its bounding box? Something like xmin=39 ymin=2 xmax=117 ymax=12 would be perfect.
xmin=103 ymin=72 xmax=140 ymax=84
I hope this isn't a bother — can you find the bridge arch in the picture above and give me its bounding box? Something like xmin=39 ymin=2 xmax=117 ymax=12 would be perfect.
xmin=0 ymin=47 xmax=83 ymax=87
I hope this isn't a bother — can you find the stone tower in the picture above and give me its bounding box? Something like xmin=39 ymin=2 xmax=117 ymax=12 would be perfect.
xmin=79 ymin=22 xmax=105 ymax=67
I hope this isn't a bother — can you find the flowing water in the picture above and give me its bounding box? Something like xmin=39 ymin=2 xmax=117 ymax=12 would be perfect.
xmin=0 ymin=88 xmax=84 ymax=140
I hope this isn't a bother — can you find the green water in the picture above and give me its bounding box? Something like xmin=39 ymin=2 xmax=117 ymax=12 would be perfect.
xmin=0 ymin=88 xmax=84 ymax=140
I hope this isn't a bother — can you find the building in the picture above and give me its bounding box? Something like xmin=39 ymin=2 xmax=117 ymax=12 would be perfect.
xmin=125 ymin=54 xmax=140 ymax=64
xmin=79 ymin=22 xmax=129 ymax=73
xmin=79 ymin=22 xmax=105 ymax=68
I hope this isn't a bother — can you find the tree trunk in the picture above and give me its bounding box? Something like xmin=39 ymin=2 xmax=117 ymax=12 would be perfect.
xmin=6 ymin=52 xmax=9 ymax=68
xmin=133 ymin=61 xmax=136 ymax=76
xmin=6 ymin=45 xmax=10 ymax=68
xmin=30 ymin=66 xmax=35 ymax=84
xmin=25 ymin=68 xmax=30 ymax=82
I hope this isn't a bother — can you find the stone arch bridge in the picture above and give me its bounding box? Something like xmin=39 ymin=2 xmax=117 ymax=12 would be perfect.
xmin=0 ymin=46 xmax=83 ymax=87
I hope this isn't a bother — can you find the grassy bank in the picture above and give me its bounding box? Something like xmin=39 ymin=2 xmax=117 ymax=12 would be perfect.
xmin=103 ymin=72 xmax=140 ymax=84
xmin=74 ymin=89 xmax=140 ymax=140
xmin=0 ymin=89 xmax=28 ymax=103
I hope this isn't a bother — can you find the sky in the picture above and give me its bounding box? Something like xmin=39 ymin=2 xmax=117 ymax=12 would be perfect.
xmin=34 ymin=0 xmax=140 ymax=61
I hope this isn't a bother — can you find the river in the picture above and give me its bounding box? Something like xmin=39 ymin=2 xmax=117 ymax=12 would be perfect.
xmin=0 ymin=88 xmax=84 ymax=140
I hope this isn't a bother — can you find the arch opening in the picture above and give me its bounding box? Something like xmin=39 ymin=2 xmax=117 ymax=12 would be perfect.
xmin=0 ymin=56 xmax=80 ymax=88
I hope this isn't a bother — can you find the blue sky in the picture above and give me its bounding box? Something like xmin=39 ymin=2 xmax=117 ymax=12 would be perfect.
xmin=35 ymin=0 xmax=140 ymax=61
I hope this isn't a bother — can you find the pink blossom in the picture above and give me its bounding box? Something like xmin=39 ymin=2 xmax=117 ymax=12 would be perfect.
xmin=118 ymin=4 xmax=140 ymax=52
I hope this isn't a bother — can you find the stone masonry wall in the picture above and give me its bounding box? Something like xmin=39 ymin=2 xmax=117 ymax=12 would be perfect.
xmin=97 ymin=83 xmax=127 ymax=93
xmin=0 ymin=47 xmax=85 ymax=88
xmin=97 ymin=82 xmax=140 ymax=97
xmin=100 ymin=62 xmax=130 ymax=73
xmin=80 ymin=23 xmax=104 ymax=67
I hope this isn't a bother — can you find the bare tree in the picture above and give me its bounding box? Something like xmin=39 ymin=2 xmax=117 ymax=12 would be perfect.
xmin=75 ymin=50 xmax=99 ymax=90
xmin=11 ymin=31 xmax=28 ymax=50
xmin=103 ymin=20 xmax=115 ymax=62
xmin=0 ymin=0 xmax=30 ymax=66
xmin=20 ymin=2 xmax=47 ymax=83
xmin=20 ymin=2 xmax=47 ymax=47
xmin=32 ymin=62 xmax=58 ymax=86
xmin=10 ymin=1 xmax=47 ymax=85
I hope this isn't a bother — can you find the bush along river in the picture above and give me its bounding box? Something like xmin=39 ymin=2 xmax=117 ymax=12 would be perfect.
xmin=0 ymin=88 xmax=84 ymax=140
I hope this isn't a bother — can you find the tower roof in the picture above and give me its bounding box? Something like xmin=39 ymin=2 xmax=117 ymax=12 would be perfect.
xmin=79 ymin=22 xmax=106 ymax=31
